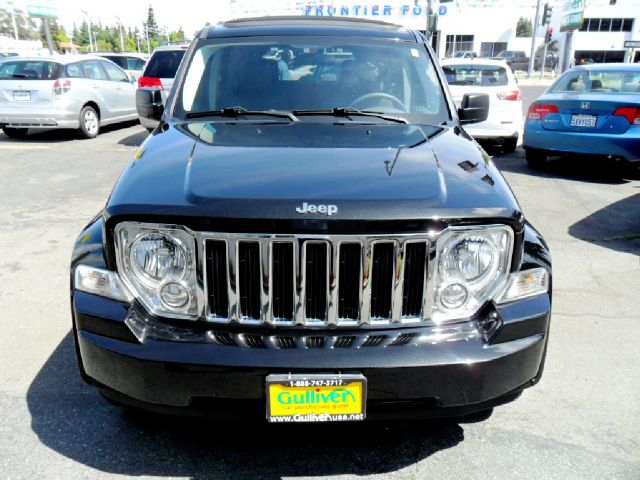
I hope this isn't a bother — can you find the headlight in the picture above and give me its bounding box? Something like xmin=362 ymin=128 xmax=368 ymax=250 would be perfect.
xmin=432 ymin=226 xmax=513 ymax=323
xmin=115 ymin=223 xmax=198 ymax=319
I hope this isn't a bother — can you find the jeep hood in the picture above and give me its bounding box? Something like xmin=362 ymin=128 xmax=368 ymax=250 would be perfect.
xmin=106 ymin=121 xmax=521 ymax=222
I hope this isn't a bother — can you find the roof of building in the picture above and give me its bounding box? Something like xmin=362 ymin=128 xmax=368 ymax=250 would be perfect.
xmin=205 ymin=16 xmax=417 ymax=41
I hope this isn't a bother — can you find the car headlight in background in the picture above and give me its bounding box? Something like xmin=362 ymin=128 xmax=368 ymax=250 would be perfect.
xmin=431 ymin=226 xmax=514 ymax=323
xmin=115 ymin=223 xmax=198 ymax=319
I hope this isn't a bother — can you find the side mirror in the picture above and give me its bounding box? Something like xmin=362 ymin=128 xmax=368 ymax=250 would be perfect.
xmin=458 ymin=93 xmax=490 ymax=125
xmin=136 ymin=87 xmax=164 ymax=121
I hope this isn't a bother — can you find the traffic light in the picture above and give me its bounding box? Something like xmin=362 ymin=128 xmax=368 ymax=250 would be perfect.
xmin=545 ymin=27 xmax=553 ymax=43
xmin=541 ymin=3 xmax=553 ymax=25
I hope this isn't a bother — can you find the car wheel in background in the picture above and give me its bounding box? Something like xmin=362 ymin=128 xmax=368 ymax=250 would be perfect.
xmin=78 ymin=106 xmax=100 ymax=139
xmin=2 ymin=127 xmax=28 ymax=139
xmin=525 ymin=148 xmax=547 ymax=168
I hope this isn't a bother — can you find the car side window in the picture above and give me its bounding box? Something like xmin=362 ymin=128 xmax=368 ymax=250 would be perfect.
xmin=102 ymin=61 xmax=129 ymax=83
xmin=127 ymin=57 xmax=146 ymax=71
xmin=65 ymin=62 xmax=84 ymax=78
xmin=81 ymin=61 xmax=107 ymax=81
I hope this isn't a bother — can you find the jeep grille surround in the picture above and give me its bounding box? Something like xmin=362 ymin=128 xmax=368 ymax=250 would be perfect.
xmin=203 ymin=234 xmax=433 ymax=328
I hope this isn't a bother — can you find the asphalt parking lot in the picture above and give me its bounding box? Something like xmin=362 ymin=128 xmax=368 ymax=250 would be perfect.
xmin=1 ymin=86 xmax=639 ymax=479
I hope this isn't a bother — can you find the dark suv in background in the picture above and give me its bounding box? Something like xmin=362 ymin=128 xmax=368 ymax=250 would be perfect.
xmin=136 ymin=44 xmax=189 ymax=131
xmin=72 ymin=17 xmax=552 ymax=423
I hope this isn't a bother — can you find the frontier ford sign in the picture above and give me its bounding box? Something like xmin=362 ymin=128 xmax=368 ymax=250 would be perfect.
xmin=302 ymin=2 xmax=436 ymax=28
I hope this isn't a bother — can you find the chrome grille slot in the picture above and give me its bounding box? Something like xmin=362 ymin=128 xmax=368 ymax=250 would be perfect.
xmin=338 ymin=243 xmax=361 ymax=321
xmin=304 ymin=242 xmax=329 ymax=322
xmin=238 ymin=242 xmax=261 ymax=320
xmin=402 ymin=242 xmax=427 ymax=318
xmin=272 ymin=242 xmax=294 ymax=321
xmin=203 ymin=233 xmax=431 ymax=328
xmin=370 ymin=242 xmax=394 ymax=320
xmin=206 ymin=240 xmax=229 ymax=318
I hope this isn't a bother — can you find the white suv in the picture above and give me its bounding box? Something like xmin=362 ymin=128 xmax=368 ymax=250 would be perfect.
xmin=441 ymin=58 xmax=523 ymax=152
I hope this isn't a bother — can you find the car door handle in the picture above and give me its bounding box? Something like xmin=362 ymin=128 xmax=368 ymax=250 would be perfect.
xmin=92 ymin=84 xmax=99 ymax=89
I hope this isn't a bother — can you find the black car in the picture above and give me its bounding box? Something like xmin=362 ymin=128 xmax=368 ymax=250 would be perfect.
xmin=71 ymin=17 xmax=552 ymax=423
xmin=495 ymin=50 xmax=529 ymax=71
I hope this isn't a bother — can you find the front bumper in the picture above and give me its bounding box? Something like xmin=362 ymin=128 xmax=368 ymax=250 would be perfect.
xmin=73 ymin=290 xmax=551 ymax=419
xmin=523 ymin=122 xmax=640 ymax=162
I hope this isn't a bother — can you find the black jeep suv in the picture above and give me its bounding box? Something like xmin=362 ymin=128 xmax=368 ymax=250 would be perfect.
xmin=71 ymin=17 xmax=551 ymax=423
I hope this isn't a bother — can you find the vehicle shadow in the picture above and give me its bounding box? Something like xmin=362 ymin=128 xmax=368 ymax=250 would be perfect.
xmin=117 ymin=129 xmax=149 ymax=147
xmin=492 ymin=148 xmax=640 ymax=185
xmin=568 ymin=193 xmax=640 ymax=255
xmin=27 ymin=332 xmax=465 ymax=479
xmin=0 ymin=121 xmax=140 ymax=143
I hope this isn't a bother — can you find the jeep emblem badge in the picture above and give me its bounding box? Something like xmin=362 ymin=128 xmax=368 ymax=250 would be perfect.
xmin=296 ymin=202 xmax=338 ymax=216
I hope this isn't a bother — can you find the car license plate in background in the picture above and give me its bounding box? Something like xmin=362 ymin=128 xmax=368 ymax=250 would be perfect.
xmin=13 ymin=91 xmax=31 ymax=102
xmin=570 ymin=114 xmax=596 ymax=128
xmin=266 ymin=374 xmax=366 ymax=423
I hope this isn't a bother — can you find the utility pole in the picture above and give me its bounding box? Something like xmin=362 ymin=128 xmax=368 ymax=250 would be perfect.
xmin=115 ymin=17 xmax=125 ymax=52
xmin=42 ymin=18 xmax=54 ymax=54
xmin=144 ymin=24 xmax=150 ymax=54
xmin=7 ymin=0 xmax=19 ymax=40
xmin=527 ymin=0 xmax=543 ymax=79
xmin=81 ymin=10 xmax=94 ymax=52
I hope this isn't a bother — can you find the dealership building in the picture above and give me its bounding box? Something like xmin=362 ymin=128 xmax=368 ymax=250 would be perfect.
xmin=229 ymin=0 xmax=640 ymax=65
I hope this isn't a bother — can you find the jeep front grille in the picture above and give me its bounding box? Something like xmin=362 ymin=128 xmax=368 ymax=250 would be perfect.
xmin=203 ymin=234 xmax=433 ymax=328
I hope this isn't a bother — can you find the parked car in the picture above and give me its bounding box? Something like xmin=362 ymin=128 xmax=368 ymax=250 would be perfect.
xmin=523 ymin=63 xmax=640 ymax=166
xmin=534 ymin=51 xmax=559 ymax=71
xmin=442 ymin=58 xmax=523 ymax=151
xmin=0 ymin=55 xmax=137 ymax=138
xmin=495 ymin=50 xmax=529 ymax=71
xmin=95 ymin=52 xmax=148 ymax=82
xmin=452 ymin=51 xmax=478 ymax=59
xmin=136 ymin=44 xmax=188 ymax=131
xmin=71 ymin=16 xmax=552 ymax=423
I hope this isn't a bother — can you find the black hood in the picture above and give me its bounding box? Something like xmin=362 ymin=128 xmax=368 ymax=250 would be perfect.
xmin=106 ymin=121 xmax=521 ymax=225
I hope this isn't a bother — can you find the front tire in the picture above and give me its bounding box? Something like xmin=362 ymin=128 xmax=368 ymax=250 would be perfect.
xmin=78 ymin=106 xmax=100 ymax=139
xmin=2 ymin=127 xmax=28 ymax=138
xmin=525 ymin=148 xmax=547 ymax=167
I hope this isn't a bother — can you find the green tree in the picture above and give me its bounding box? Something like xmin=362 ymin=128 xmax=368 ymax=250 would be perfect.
xmin=516 ymin=17 xmax=532 ymax=37
xmin=169 ymin=27 xmax=185 ymax=43
xmin=144 ymin=5 xmax=159 ymax=41
xmin=0 ymin=7 xmax=41 ymax=41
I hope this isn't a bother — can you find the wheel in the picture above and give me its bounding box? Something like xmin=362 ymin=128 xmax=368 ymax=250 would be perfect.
xmin=2 ymin=127 xmax=28 ymax=138
xmin=503 ymin=137 xmax=518 ymax=153
xmin=78 ymin=105 xmax=100 ymax=139
xmin=525 ymin=148 xmax=547 ymax=167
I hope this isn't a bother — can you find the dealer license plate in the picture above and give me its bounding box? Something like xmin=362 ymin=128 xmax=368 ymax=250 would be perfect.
xmin=13 ymin=90 xmax=30 ymax=102
xmin=266 ymin=374 xmax=366 ymax=423
xmin=570 ymin=114 xmax=596 ymax=128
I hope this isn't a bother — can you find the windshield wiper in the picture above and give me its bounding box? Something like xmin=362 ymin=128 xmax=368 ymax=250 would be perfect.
xmin=185 ymin=106 xmax=298 ymax=121
xmin=293 ymin=107 xmax=408 ymax=124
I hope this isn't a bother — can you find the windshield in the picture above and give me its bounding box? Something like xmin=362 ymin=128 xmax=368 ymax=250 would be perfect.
xmin=551 ymin=69 xmax=640 ymax=94
xmin=177 ymin=37 xmax=449 ymax=124
xmin=0 ymin=60 xmax=61 ymax=80
xmin=443 ymin=64 xmax=509 ymax=86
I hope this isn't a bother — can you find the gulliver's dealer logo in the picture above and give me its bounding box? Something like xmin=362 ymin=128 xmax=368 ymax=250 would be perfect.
xmin=276 ymin=388 xmax=356 ymax=405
